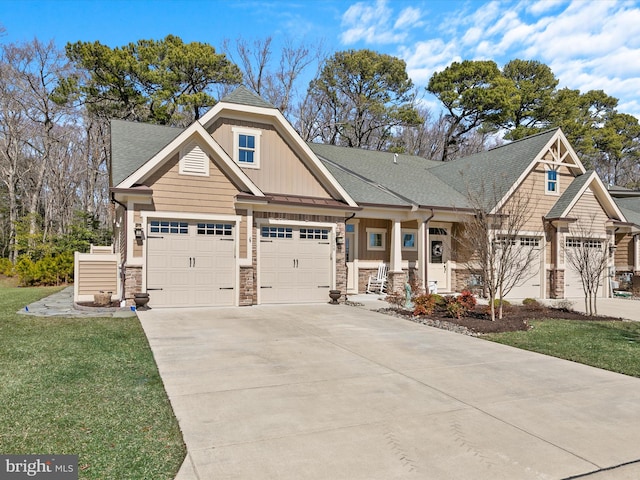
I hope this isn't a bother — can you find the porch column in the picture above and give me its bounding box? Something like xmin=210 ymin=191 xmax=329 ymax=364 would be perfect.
xmin=417 ymin=220 xmax=426 ymax=290
xmin=390 ymin=220 xmax=403 ymax=272
xmin=388 ymin=220 xmax=405 ymax=293
xmin=635 ymin=234 xmax=639 ymax=273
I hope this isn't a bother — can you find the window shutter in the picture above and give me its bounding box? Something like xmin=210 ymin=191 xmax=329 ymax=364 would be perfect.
xmin=180 ymin=144 xmax=209 ymax=176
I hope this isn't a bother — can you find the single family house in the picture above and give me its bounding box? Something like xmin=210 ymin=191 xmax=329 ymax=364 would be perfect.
xmin=77 ymin=86 xmax=638 ymax=308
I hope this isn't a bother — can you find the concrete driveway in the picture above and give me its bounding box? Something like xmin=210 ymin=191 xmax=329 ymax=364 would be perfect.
xmin=139 ymin=304 xmax=640 ymax=480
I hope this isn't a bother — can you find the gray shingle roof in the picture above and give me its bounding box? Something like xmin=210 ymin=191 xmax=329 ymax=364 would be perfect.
xmin=546 ymin=171 xmax=593 ymax=218
xmin=111 ymin=119 xmax=184 ymax=186
xmin=614 ymin=197 xmax=640 ymax=226
xmin=320 ymin=158 xmax=411 ymax=207
xmin=220 ymin=85 xmax=276 ymax=109
xmin=428 ymin=129 xmax=559 ymax=210
xmin=309 ymin=143 xmax=469 ymax=209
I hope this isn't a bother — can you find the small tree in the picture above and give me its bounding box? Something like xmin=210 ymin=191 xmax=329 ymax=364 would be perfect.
xmin=564 ymin=215 xmax=609 ymax=316
xmin=458 ymin=181 xmax=540 ymax=321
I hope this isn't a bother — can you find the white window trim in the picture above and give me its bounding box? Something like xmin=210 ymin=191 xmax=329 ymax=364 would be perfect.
xmin=232 ymin=126 xmax=262 ymax=169
xmin=366 ymin=228 xmax=386 ymax=251
xmin=401 ymin=229 xmax=417 ymax=251
xmin=179 ymin=141 xmax=210 ymax=177
xmin=545 ymin=165 xmax=559 ymax=195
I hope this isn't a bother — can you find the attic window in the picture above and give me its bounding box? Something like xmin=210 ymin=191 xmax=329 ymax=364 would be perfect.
xmin=232 ymin=127 xmax=261 ymax=169
xmin=179 ymin=142 xmax=209 ymax=176
xmin=545 ymin=166 xmax=559 ymax=195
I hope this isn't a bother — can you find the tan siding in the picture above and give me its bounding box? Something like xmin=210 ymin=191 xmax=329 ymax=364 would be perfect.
xmin=77 ymin=260 xmax=118 ymax=295
xmin=237 ymin=209 xmax=248 ymax=259
xmin=210 ymin=118 xmax=332 ymax=198
xmin=145 ymin=153 xmax=239 ymax=215
xmin=567 ymin=188 xmax=608 ymax=234
xmin=358 ymin=219 xmax=389 ymax=261
xmin=501 ymin=165 xmax=573 ymax=232
xmin=615 ymin=233 xmax=632 ymax=269
xmin=401 ymin=220 xmax=418 ymax=262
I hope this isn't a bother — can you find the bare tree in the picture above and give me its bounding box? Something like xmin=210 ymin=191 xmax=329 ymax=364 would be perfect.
xmin=564 ymin=215 xmax=609 ymax=315
xmin=457 ymin=180 xmax=540 ymax=320
xmin=223 ymin=36 xmax=323 ymax=121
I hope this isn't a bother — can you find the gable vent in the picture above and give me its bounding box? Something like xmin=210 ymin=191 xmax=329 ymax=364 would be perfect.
xmin=179 ymin=143 xmax=209 ymax=176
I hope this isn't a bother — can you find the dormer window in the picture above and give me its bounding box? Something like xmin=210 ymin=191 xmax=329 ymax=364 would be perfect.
xmin=232 ymin=127 xmax=261 ymax=169
xmin=546 ymin=167 xmax=558 ymax=194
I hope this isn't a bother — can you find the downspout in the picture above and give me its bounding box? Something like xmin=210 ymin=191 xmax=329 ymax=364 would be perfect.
xmin=422 ymin=209 xmax=435 ymax=292
xmin=344 ymin=213 xmax=356 ymax=295
xmin=111 ymin=193 xmax=127 ymax=303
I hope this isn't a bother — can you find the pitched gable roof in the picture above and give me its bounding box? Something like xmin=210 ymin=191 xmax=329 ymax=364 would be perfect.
xmin=545 ymin=170 xmax=625 ymax=221
xmin=428 ymin=129 xmax=559 ymax=210
xmin=110 ymin=119 xmax=184 ymax=186
xmin=613 ymin=197 xmax=640 ymax=226
xmin=546 ymin=172 xmax=593 ymax=219
xmin=111 ymin=120 xmax=263 ymax=196
xmin=219 ymin=85 xmax=276 ymax=109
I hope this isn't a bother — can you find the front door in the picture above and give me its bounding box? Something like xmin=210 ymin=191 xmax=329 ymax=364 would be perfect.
xmin=427 ymin=226 xmax=450 ymax=292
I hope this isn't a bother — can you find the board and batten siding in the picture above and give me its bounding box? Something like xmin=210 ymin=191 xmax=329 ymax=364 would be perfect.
xmin=358 ymin=219 xmax=390 ymax=262
xmin=209 ymin=118 xmax=332 ymax=198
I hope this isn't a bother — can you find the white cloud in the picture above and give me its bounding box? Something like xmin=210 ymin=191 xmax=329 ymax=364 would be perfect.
xmin=337 ymin=0 xmax=640 ymax=120
xmin=340 ymin=0 xmax=424 ymax=45
xmin=394 ymin=7 xmax=423 ymax=30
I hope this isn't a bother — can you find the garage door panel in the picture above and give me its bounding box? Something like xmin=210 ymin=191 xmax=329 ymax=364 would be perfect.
xmin=260 ymin=227 xmax=332 ymax=304
xmin=147 ymin=220 xmax=236 ymax=308
xmin=503 ymin=239 xmax=542 ymax=299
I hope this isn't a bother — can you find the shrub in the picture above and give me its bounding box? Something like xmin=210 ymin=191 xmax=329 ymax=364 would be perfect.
xmin=431 ymin=294 xmax=446 ymax=307
xmin=15 ymin=255 xmax=36 ymax=286
xmin=554 ymin=299 xmax=575 ymax=311
xmin=385 ymin=290 xmax=405 ymax=309
xmin=14 ymin=252 xmax=74 ymax=286
xmin=0 ymin=258 xmax=14 ymax=276
xmin=444 ymin=295 xmax=465 ymax=319
xmin=522 ymin=298 xmax=539 ymax=306
xmin=458 ymin=289 xmax=477 ymax=311
xmin=413 ymin=293 xmax=437 ymax=316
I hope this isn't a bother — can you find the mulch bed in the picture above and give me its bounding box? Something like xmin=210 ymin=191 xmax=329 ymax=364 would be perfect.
xmin=76 ymin=301 xmax=121 ymax=308
xmin=378 ymin=303 xmax=622 ymax=336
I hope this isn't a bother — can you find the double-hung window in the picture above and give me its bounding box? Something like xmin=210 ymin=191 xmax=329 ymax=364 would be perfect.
xmin=232 ymin=127 xmax=261 ymax=169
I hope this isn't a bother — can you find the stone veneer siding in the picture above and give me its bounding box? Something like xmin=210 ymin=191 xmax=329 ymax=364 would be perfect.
xmin=547 ymin=269 xmax=564 ymax=298
xmin=124 ymin=264 xmax=142 ymax=306
xmin=239 ymin=266 xmax=254 ymax=306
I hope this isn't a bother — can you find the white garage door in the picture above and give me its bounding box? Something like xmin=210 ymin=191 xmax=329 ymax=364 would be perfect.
xmin=505 ymin=237 xmax=543 ymax=299
xmin=147 ymin=220 xmax=235 ymax=307
xmin=259 ymin=226 xmax=332 ymax=303
xmin=564 ymin=238 xmax=604 ymax=298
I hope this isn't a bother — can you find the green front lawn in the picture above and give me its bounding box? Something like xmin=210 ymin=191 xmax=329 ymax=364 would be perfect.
xmin=0 ymin=286 xmax=185 ymax=479
xmin=486 ymin=319 xmax=640 ymax=378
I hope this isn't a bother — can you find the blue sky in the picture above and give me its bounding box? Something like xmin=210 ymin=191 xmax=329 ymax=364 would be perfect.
xmin=2 ymin=0 xmax=639 ymax=118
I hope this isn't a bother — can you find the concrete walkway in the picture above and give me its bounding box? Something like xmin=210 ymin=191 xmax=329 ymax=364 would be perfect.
xmin=139 ymin=304 xmax=640 ymax=480
xmin=17 ymin=286 xmax=136 ymax=318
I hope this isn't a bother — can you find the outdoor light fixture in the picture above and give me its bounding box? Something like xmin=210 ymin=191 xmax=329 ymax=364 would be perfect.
xmin=134 ymin=223 xmax=143 ymax=240
xmin=336 ymin=235 xmax=345 ymax=245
